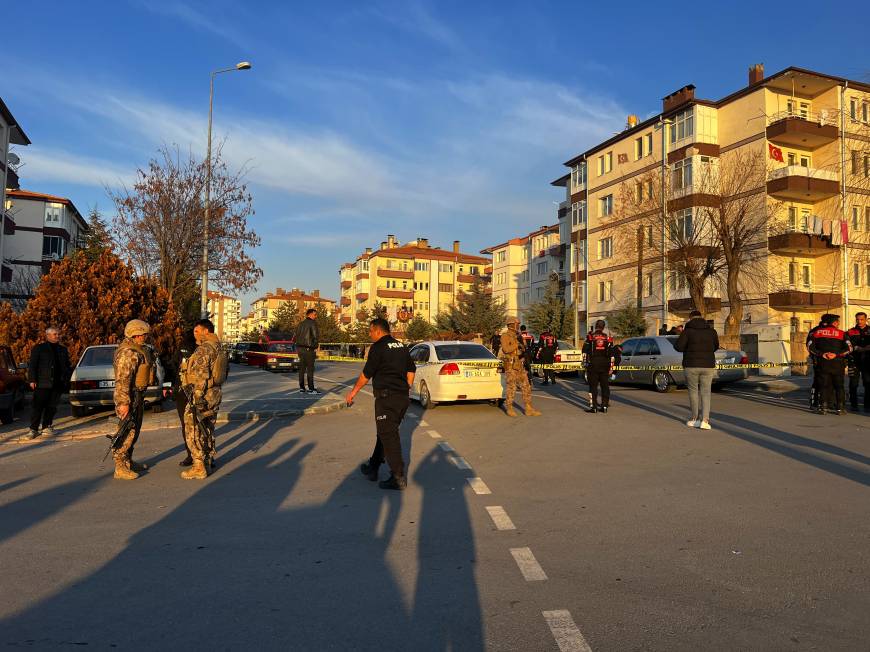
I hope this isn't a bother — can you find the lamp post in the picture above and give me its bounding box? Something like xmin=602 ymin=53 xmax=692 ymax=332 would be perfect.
xmin=201 ymin=61 xmax=252 ymax=319
xmin=654 ymin=117 xmax=674 ymax=333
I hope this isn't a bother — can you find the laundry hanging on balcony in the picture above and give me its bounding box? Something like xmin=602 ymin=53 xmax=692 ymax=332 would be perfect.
xmin=831 ymin=220 xmax=849 ymax=245
xmin=822 ymin=219 xmax=832 ymax=237
xmin=811 ymin=215 xmax=823 ymax=235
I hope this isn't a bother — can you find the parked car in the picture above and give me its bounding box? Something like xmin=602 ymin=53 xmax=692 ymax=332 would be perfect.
xmin=0 ymin=345 xmax=27 ymax=425
xmin=229 ymin=341 xmax=260 ymax=364
xmin=240 ymin=342 xmax=267 ymax=365
xmin=604 ymin=335 xmax=748 ymax=392
xmin=260 ymin=342 xmax=299 ymax=373
xmin=69 ymin=345 xmax=166 ymax=418
xmin=408 ymin=341 xmax=505 ymax=409
xmin=533 ymin=340 xmax=584 ymax=377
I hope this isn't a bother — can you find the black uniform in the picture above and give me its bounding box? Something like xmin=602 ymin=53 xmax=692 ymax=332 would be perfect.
xmin=537 ymin=332 xmax=558 ymax=384
xmin=847 ymin=324 xmax=870 ymax=410
xmin=583 ymin=329 xmax=615 ymax=411
xmin=520 ymin=331 xmax=535 ymax=380
xmin=806 ymin=322 xmax=826 ymax=408
xmin=808 ymin=326 xmax=850 ymax=412
xmin=363 ymin=336 xmax=416 ymax=478
xmin=490 ymin=333 xmax=501 ymax=356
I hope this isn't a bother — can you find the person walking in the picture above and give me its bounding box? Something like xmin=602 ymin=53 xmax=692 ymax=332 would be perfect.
xmin=295 ymin=308 xmax=320 ymax=394
xmin=27 ymin=326 xmax=71 ymax=439
xmin=346 ymin=318 xmax=416 ymax=490
xmin=582 ymin=320 xmax=615 ymax=413
xmin=847 ymin=312 xmax=870 ymax=411
xmin=536 ymin=329 xmax=558 ymax=385
xmin=112 ymin=320 xmax=156 ymax=480
xmin=808 ymin=314 xmax=851 ymax=415
xmin=674 ymin=311 xmax=719 ymax=429
xmin=499 ymin=319 xmax=541 ymax=417
xmin=179 ymin=319 xmax=228 ymax=479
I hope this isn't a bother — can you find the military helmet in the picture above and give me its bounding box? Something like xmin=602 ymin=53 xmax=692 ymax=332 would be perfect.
xmin=124 ymin=319 xmax=151 ymax=337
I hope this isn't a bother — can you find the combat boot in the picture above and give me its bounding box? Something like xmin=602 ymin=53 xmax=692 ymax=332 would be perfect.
xmin=113 ymin=458 xmax=139 ymax=481
xmin=379 ymin=474 xmax=407 ymax=490
xmin=178 ymin=454 xmax=193 ymax=467
xmin=505 ymin=404 xmax=517 ymax=417
xmin=129 ymin=457 xmax=149 ymax=473
xmin=525 ymin=403 xmax=542 ymax=417
xmin=360 ymin=462 xmax=380 ymax=481
xmin=181 ymin=458 xmax=208 ymax=480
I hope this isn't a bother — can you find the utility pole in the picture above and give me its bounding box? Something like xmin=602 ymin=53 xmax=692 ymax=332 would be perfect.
xmin=655 ymin=118 xmax=673 ymax=333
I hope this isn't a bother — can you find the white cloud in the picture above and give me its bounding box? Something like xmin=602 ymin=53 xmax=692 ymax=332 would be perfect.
xmin=135 ymin=0 xmax=247 ymax=47
xmin=18 ymin=146 xmax=136 ymax=188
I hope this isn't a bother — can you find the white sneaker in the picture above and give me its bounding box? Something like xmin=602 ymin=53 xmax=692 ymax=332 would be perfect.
xmin=699 ymin=421 xmax=712 ymax=430
xmin=686 ymin=420 xmax=700 ymax=428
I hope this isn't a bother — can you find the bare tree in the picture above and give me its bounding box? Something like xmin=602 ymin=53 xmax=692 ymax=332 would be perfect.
xmin=109 ymin=144 xmax=262 ymax=309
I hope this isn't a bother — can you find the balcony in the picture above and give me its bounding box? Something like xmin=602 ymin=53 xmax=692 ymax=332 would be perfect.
xmin=457 ymin=273 xmax=480 ymax=284
xmin=376 ymin=288 xmax=414 ymax=300
xmin=768 ymin=232 xmax=838 ymax=257
xmin=769 ymin=285 xmax=841 ymax=311
xmin=355 ymin=292 xmax=369 ymax=301
xmin=377 ymin=269 xmax=414 ymax=280
xmin=767 ymin=112 xmax=838 ymax=150
xmin=668 ymin=297 xmax=722 ymax=314
xmin=355 ymin=273 xmax=369 ymax=280
xmin=340 ymin=297 xmax=351 ymax=307
xmin=341 ymin=315 xmax=351 ymax=325
xmin=767 ymin=166 xmax=839 ymax=202
xmin=340 ymin=280 xmax=352 ymax=289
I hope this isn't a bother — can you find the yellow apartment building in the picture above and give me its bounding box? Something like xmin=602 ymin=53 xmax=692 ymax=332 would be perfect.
xmin=338 ymin=235 xmax=491 ymax=328
xmin=206 ymin=291 xmax=242 ymax=343
xmin=249 ymin=287 xmax=336 ymax=333
xmin=552 ymin=65 xmax=870 ymax=364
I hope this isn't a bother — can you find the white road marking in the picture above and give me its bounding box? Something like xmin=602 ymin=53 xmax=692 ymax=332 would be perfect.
xmin=543 ymin=610 xmax=593 ymax=652
xmin=419 ymin=419 xmax=429 ymax=427
xmin=451 ymin=456 xmax=472 ymax=470
xmin=466 ymin=477 xmax=491 ymax=494
xmin=427 ymin=430 xmax=442 ymax=439
xmin=437 ymin=442 xmax=454 ymax=452
xmin=510 ymin=547 xmax=548 ymax=581
xmin=485 ymin=506 xmax=516 ymax=530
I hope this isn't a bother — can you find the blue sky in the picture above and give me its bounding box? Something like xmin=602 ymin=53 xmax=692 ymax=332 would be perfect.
xmin=4 ymin=1 xmax=868 ymax=311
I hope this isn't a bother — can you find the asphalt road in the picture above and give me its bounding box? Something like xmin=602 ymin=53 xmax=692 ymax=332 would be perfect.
xmin=1 ymin=362 xmax=869 ymax=650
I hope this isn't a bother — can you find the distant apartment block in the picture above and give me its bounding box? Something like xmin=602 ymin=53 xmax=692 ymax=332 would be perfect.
xmin=249 ymin=288 xmax=336 ymax=333
xmin=207 ymin=291 xmax=242 ymax=343
xmin=0 ymin=97 xmax=31 ymax=302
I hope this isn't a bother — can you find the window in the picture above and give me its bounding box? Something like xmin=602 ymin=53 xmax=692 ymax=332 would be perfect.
xmin=789 ymin=207 xmax=811 ymax=233
xmin=469 ymin=266 xmax=479 ymax=275
xmin=42 ymin=235 xmax=66 ymax=258
xmin=645 ymin=133 xmax=653 ymax=157
xmin=865 ymin=155 xmax=870 ymax=178
xmin=669 ymin=209 xmax=693 ymax=241
xmin=536 ymin=261 xmax=548 ymax=275
xmin=571 ymin=163 xmax=586 ymax=188
xmin=536 ymin=287 xmax=544 ymax=299
xmin=401 ymin=280 xmax=408 ymax=290
xmin=521 ymin=269 xmax=529 ymax=282
xmin=635 ymin=137 xmax=644 ymax=160
xmin=866 ymin=264 xmax=870 ymax=287
xmin=521 ymin=248 xmax=528 ymax=260
xmin=853 ymin=206 xmax=862 ymax=231
xmin=597 ymin=280 xmax=612 ymax=302
xmin=439 ymin=263 xmax=453 ymax=273
xmin=670 ymin=108 xmax=694 ymax=143
xmin=438 ymin=283 xmax=453 ymax=293
xmin=571 ymin=201 xmax=587 ymax=226
xmin=672 ymin=158 xmax=692 ymax=191
xmin=598 ymin=237 xmax=613 ymax=260
xmin=414 ymin=261 xmax=430 ymax=271
xmin=864 ymin=102 xmax=869 ymax=124
xmin=854 ymin=263 xmax=861 ymax=287
xmin=866 ymin=206 xmax=870 ymax=232
xmin=644 ymin=273 xmax=653 ymax=297
xmin=634 ymin=182 xmax=644 ymax=203
xmin=669 ymin=273 xmax=687 ymax=291
xmin=789 ymin=262 xmax=812 ymax=289
xmin=851 ymin=98 xmax=858 ymax=121
xmin=496 ymin=251 xmax=506 ymax=263
xmin=786 ymin=99 xmax=810 ymax=119
xmin=645 ymin=225 xmax=654 ymax=247
xmin=599 ymin=194 xmax=613 ymax=217
xmin=44 ymin=203 xmax=63 ymax=224
xmin=853 ymin=150 xmax=861 ymax=175
xmin=597 ymin=152 xmax=612 ymax=176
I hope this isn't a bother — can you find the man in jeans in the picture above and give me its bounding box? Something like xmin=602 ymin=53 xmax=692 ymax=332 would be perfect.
xmin=294 ymin=308 xmax=320 ymax=394
xmin=27 ymin=327 xmax=72 ymax=439
xmin=674 ymin=310 xmax=719 ymax=430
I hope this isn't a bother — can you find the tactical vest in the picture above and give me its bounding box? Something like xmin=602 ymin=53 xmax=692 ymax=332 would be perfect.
xmin=118 ymin=340 xmax=156 ymax=389
xmin=500 ymin=329 xmax=519 ymax=355
xmin=199 ymin=339 xmax=229 ymax=387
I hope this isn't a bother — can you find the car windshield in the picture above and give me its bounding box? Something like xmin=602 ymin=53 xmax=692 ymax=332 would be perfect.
xmin=557 ymin=340 xmax=576 ymax=350
xmin=434 ymin=344 xmax=495 ymax=360
xmin=79 ymin=346 xmax=117 ymax=367
xmin=267 ymin=343 xmax=295 ymax=353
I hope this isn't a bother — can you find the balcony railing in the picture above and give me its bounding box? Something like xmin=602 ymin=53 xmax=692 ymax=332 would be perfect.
xmin=767 ymin=165 xmax=839 ymax=202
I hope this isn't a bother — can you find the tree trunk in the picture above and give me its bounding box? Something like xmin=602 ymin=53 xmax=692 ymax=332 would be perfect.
xmin=724 ymin=266 xmax=742 ymax=337
xmin=688 ymin=277 xmax=706 ymax=318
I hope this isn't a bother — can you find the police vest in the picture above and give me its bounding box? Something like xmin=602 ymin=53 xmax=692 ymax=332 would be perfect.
xmin=811 ymin=327 xmax=848 ymax=356
xmin=540 ymin=334 xmax=556 ymax=349
xmin=586 ymin=332 xmax=613 ymax=358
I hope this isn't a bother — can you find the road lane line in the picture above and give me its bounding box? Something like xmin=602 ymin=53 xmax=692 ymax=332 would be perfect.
xmin=510 ymin=547 xmax=547 ymax=581
xmin=485 ymin=506 xmax=516 ymax=530
xmin=543 ymin=610 xmax=592 ymax=652
xmin=466 ymin=477 xmax=491 ymax=494
xmin=427 ymin=430 xmax=442 ymax=439
xmin=438 ymin=442 xmax=454 ymax=451
xmin=419 ymin=419 xmax=429 ymax=427
xmin=451 ymin=456 xmax=472 ymax=470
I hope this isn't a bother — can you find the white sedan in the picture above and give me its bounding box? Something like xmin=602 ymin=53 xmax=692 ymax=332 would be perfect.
xmin=408 ymin=341 xmax=505 ymax=409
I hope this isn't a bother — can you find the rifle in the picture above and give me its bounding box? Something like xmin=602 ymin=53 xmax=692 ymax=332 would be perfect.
xmin=181 ymin=384 xmax=212 ymax=445
xmin=102 ymin=389 xmax=143 ymax=463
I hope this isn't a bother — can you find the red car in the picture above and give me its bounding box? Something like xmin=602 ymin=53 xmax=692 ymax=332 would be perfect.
xmin=245 ymin=341 xmax=299 ymax=372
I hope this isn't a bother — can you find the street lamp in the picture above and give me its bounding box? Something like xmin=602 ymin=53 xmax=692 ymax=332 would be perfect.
xmin=654 ymin=117 xmax=673 ymax=333
xmin=201 ymin=61 xmax=252 ymax=319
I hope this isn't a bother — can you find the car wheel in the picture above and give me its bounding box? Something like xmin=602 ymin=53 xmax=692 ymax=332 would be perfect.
xmin=652 ymin=371 xmax=675 ymax=393
xmin=71 ymin=405 xmax=89 ymax=418
xmin=420 ymin=382 xmax=437 ymax=410
xmin=0 ymin=400 xmax=14 ymax=425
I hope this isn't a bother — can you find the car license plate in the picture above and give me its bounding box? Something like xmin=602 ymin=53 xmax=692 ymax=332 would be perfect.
xmin=279 ymin=362 xmax=291 ymax=367
xmin=464 ymin=371 xmax=490 ymax=378
xmin=99 ymin=380 xmax=115 ymax=388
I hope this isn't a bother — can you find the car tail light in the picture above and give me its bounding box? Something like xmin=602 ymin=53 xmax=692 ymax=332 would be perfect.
xmin=439 ymin=363 xmax=461 ymax=376
xmin=70 ymin=379 xmax=98 ymax=390
xmin=497 ymin=364 xmax=504 ymax=374
xmin=740 ymin=355 xmax=748 ymax=364
xmin=555 ymin=354 xmax=562 ymax=363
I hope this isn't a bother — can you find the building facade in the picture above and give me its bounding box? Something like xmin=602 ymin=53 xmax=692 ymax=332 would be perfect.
xmin=1 ymin=97 xmax=31 ymax=301
xmin=206 ymin=291 xmax=242 ymax=343
xmin=552 ymin=65 xmax=870 ymax=353
xmin=339 ymin=235 xmax=491 ymax=327
xmin=482 ymin=225 xmax=565 ymax=322
xmin=248 ymin=288 xmax=336 ymax=333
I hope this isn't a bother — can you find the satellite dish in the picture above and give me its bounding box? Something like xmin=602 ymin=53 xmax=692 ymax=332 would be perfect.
xmin=7 ymin=153 xmax=20 ymax=166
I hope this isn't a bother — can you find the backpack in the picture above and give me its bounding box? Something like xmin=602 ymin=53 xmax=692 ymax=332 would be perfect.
xmin=500 ymin=329 xmax=519 ymax=355
xmin=203 ymin=341 xmax=229 ymax=387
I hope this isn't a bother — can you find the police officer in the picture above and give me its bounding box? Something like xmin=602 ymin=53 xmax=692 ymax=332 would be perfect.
xmin=536 ymin=329 xmax=558 ymax=385
xmin=346 ymin=318 xmax=416 ymax=490
xmin=808 ymin=314 xmax=851 ymax=415
xmin=583 ymin=320 xmax=615 ymax=413
xmin=519 ymin=325 xmax=535 ymax=381
xmin=847 ymin=312 xmax=870 ymax=411
xmin=806 ymin=314 xmax=834 ymax=410
xmin=112 ymin=319 xmax=156 ymax=480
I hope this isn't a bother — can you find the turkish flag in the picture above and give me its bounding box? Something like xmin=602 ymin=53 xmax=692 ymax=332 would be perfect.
xmin=768 ymin=143 xmax=784 ymax=162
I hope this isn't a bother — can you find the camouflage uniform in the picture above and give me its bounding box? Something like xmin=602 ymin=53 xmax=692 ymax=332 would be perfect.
xmin=500 ymin=327 xmax=540 ymax=417
xmin=112 ymin=339 xmax=152 ymax=465
xmin=181 ymin=333 xmax=225 ymax=467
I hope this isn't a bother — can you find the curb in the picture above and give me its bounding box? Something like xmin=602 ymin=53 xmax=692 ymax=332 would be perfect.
xmin=0 ymin=400 xmax=348 ymax=446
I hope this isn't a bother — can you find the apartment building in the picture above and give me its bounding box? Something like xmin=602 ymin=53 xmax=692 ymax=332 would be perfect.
xmin=482 ymin=224 xmax=564 ymax=322
xmin=1 ymin=97 xmax=30 ymax=300
xmin=206 ymin=291 xmax=242 ymax=343
xmin=552 ymin=65 xmax=870 ymax=350
xmin=338 ymin=235 xmax=491 ymax=328
xmin=249 ymin=287 xmax=336 ymax=333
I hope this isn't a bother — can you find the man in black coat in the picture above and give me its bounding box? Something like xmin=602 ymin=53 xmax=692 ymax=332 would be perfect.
xmin=294 ymin=308 xmax=320 ymax=394
xmin=674 ymin=311 xmax=719 ymax=429
xmin=27 ymin=327 xmax=72 ymax=439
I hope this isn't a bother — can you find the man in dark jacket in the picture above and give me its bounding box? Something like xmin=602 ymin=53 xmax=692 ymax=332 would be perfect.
xmin=847 ymin=312 xmax=870 ymax=411
xmin=582 ymin=320 xmax=615 ymax=413
xmin=674 ymin=311 xmax=719 ymax=429
xmin=536 ymin=329 xmax=558 ymax=385
xmin=27 ymin=327 xmax=72 ymax=439
xmin=294 ymin=308 xmax=320 ymax=394
xmin=809 ymin=314 xmax=851 ymax=415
